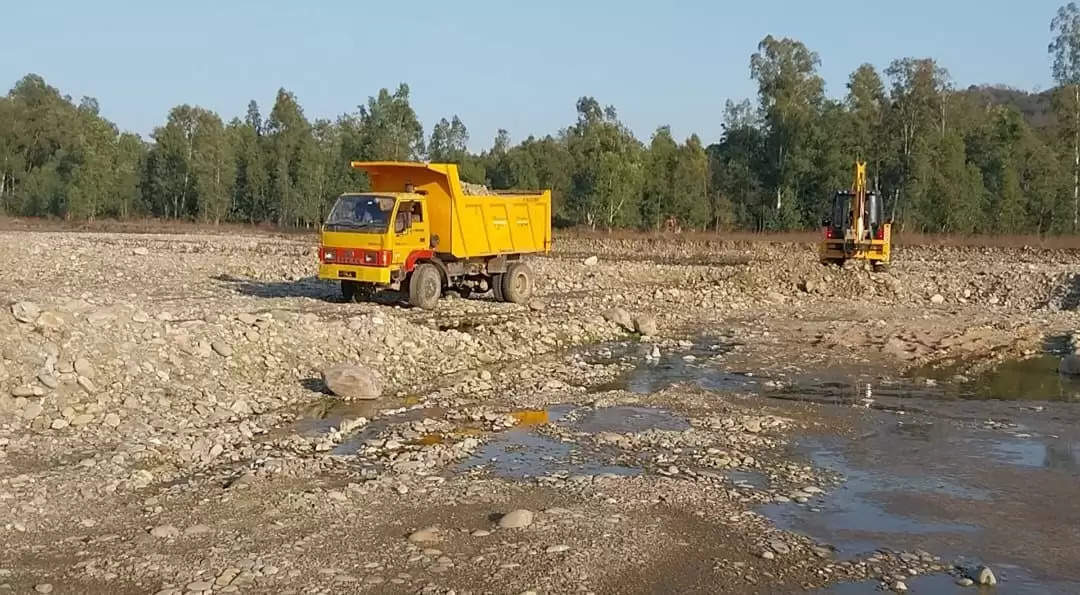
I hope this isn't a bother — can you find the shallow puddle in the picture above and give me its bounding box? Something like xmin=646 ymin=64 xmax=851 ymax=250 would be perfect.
xmin=574 ymin=405 xmax=690 ymax=434
xmin=290 ymin=399 xmax=382 ymax=435
xmin=964 ymin=355 xmax=1080 ymax=401
xmin=456 ymin=405 xmax=640 ymax=479
xmin=457 ymin=429 xmax=639 ymax=479
xmin=728 ymin=470 xmax=769 ymax=490
xmin=765 ymin=409 xmax=1080 ymax=593
xmin=596 ymin=342 xmax=1080 ymax=592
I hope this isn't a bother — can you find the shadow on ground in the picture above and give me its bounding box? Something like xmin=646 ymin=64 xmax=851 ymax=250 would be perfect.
xmin=1047 ymin=273 xmax=1080 ymax=311
xmin=213 ymin=274 xmax=334 ymax=300
xmin=300 ymin=378 xmax=331 ymax=395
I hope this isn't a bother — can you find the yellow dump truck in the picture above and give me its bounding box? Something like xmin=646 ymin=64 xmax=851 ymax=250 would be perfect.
xmin=318 ymin=161 xmax=552 ymax=309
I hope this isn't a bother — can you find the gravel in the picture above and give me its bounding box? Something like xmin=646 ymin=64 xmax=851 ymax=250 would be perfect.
xmin=0 ymin=230 xmax=1063 ymax=594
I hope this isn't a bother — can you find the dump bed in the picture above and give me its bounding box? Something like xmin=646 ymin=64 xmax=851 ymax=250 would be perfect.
xmin=350 ymin=161 xmax=551 ymax=259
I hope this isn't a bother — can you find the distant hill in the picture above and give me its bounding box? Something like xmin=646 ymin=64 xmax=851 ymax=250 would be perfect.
xmin=960 ymin=84 xmax=1057 ymax=132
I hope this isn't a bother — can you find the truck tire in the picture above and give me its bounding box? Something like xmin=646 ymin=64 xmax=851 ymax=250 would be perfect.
xmin=491 ymin=274 xmax=505 ymax=302
xmin=500 ymin=262 xmax=533 ymax=304
xmin=408 ymin=263 xmax=442 ymax=309
xmin=341 ymin=281 xmax=373 ymax=303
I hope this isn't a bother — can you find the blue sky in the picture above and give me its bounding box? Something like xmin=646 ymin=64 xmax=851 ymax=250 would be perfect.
xmin=0 ymin=0 xmax=1064 ymax=151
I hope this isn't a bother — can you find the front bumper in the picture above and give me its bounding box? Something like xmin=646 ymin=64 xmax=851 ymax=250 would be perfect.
xmin=318 ymin=263 xmax=393 ymax=285
xmin=820 ymin=240 xmax=890 ymax=262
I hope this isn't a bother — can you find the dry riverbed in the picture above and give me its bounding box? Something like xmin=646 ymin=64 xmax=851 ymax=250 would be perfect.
xmin=1 ymin=230 xmax=1079 ymax=594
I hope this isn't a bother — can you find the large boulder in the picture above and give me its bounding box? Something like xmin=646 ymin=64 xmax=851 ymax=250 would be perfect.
xmin=602 ymin=308 xmax=634 ymax=332
xmin=11 ymin=302 xmax=40 ymax=323
xmin=321 ymin=363 xmax=382 ymax=400
xmin=1060 ymin=355 xmax=1080 ymax=376
xmin=633 ymin=314 xmax=659 ymax=337
xmin=497 ymin=509 xmax=534 ymax=529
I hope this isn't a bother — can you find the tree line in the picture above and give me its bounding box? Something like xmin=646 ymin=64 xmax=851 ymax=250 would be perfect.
xmin=5 ymin=5 xmax=1080 ymax=234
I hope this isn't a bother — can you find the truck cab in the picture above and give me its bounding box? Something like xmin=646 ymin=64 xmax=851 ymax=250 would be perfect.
xmin=319 ymin=192 xmax=431 ymax=294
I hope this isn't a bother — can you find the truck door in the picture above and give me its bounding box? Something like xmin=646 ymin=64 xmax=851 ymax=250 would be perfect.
xmin=394 ymin=200 xmax=429 ymax=258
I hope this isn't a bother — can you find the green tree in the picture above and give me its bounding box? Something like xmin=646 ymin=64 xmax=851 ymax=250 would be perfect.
xmin=429 ymin=116 xmax=469 ymax=162
xmin=353 ymin=84 xmax=424 ymax=161
xmin=640 ymin=126 xmax=677 ymax=230
xmin=708 ymin=106 xmax=767 ymax=230
xmin=148 ymin=105 xmax=199 ymax=218
xmin=113 ymin=133 xmax=145 ymax=218
xmin=190 ymin=110 xmax=234 ymax=224
xmin=750 ymin=35 xmax=825 ymax=228
xmin=885 ymin=58 xmax=951 ymax=228
xmin=1050 ymin=1 xmax=1080 ymax=229
xmin=671 ymin=134 xmax=710 ymax=229
xmin=565 ymin=97 xmax=644 ymax=228
xmin=266 ymin=88 xmax=315 ymax=226
xmin=846 ymin=64 xmax=887 ymax=185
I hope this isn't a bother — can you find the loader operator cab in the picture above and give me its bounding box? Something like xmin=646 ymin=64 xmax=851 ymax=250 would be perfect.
xmin=824 ymin=190 xmax=885 ymax=241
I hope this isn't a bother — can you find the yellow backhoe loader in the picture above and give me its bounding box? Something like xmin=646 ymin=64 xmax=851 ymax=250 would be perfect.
xmin=819 ymin=161 xmax=891 ymax=270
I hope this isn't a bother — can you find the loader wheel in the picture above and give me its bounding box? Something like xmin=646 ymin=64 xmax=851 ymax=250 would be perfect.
xmin=501 ymin=263 xmax=534 ymax=304
xmin=408 ymin=263 xmax=442 ymax=309
xmin=491 ymin=273 xmax=505 ymax=302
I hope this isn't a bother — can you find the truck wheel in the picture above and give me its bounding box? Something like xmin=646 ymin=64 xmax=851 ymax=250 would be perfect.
xmin=491 ymin=274 xmax=505 ymax=302
xmin=341 ymin=281 xmax=373 ymax=303
xmin=501 ymin=263 xmax=533 ymax=304
xmin=408 ymin=263 xmax=442 ymax=309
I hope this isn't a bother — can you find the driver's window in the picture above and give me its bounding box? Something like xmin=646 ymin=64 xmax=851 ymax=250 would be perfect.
xmin=395 ymin=202 xmax=412 ymax=233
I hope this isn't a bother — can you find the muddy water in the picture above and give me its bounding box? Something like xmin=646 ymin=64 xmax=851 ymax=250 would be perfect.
xmin=611 ymin=341 xmax=1080 ymax=593
xmin=787 ymin=403 xmax=1080 ymax=594
xmin=591 ymin=339 xmax=1080 ymax=592
xmin=291 ymin=339 xmax=1080 ymax=592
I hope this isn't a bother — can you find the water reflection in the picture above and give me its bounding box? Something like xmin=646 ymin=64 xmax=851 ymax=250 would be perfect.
xmin=994 ymin=438 xmax=1080 ymax=471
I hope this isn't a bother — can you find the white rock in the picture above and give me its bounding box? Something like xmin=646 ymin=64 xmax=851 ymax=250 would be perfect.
xmin=184 ymin=524 xmax=213 ymax=536
xmin=35 ymin=311 xmax=65 ymax=329
xmin=497 ymin=509 xmax=534 ymax=529
xmin=73 ymin=358 xmax=94 ymax=378
xmin=150 ymin=524 xmax=180 ymax=538
xmin=583 ymin=256 xmax=599 ymax=266
xmin=408 ymin=526 xmax=440 ymax=543
xmin=1060 ymin=355 xmax=1080 ymax=376
xmin=212 ymin=341 xmax=233 ymax=357
xmin=633 ymin=314 xmax=659 ymax=336
xmin=930 ymin=294 xmax=945 ymax=305
xmin=971 ymin=566 xmax=996 ymax=586
xmin=321 ymin=363 xmax=382 ymax=400
xmin=12 ymin=301 xmax=41 ymax=323
xmin=602 ymin=308 xmax=634 ymax=332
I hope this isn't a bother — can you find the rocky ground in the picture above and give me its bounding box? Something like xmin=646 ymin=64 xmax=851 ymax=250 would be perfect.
xmin=1 ymin=229 xmax=1078 ymax=594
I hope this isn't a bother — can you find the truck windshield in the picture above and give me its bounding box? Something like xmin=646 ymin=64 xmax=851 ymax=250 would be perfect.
xmin=324 ymin=195 xmax=395 ymax=232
